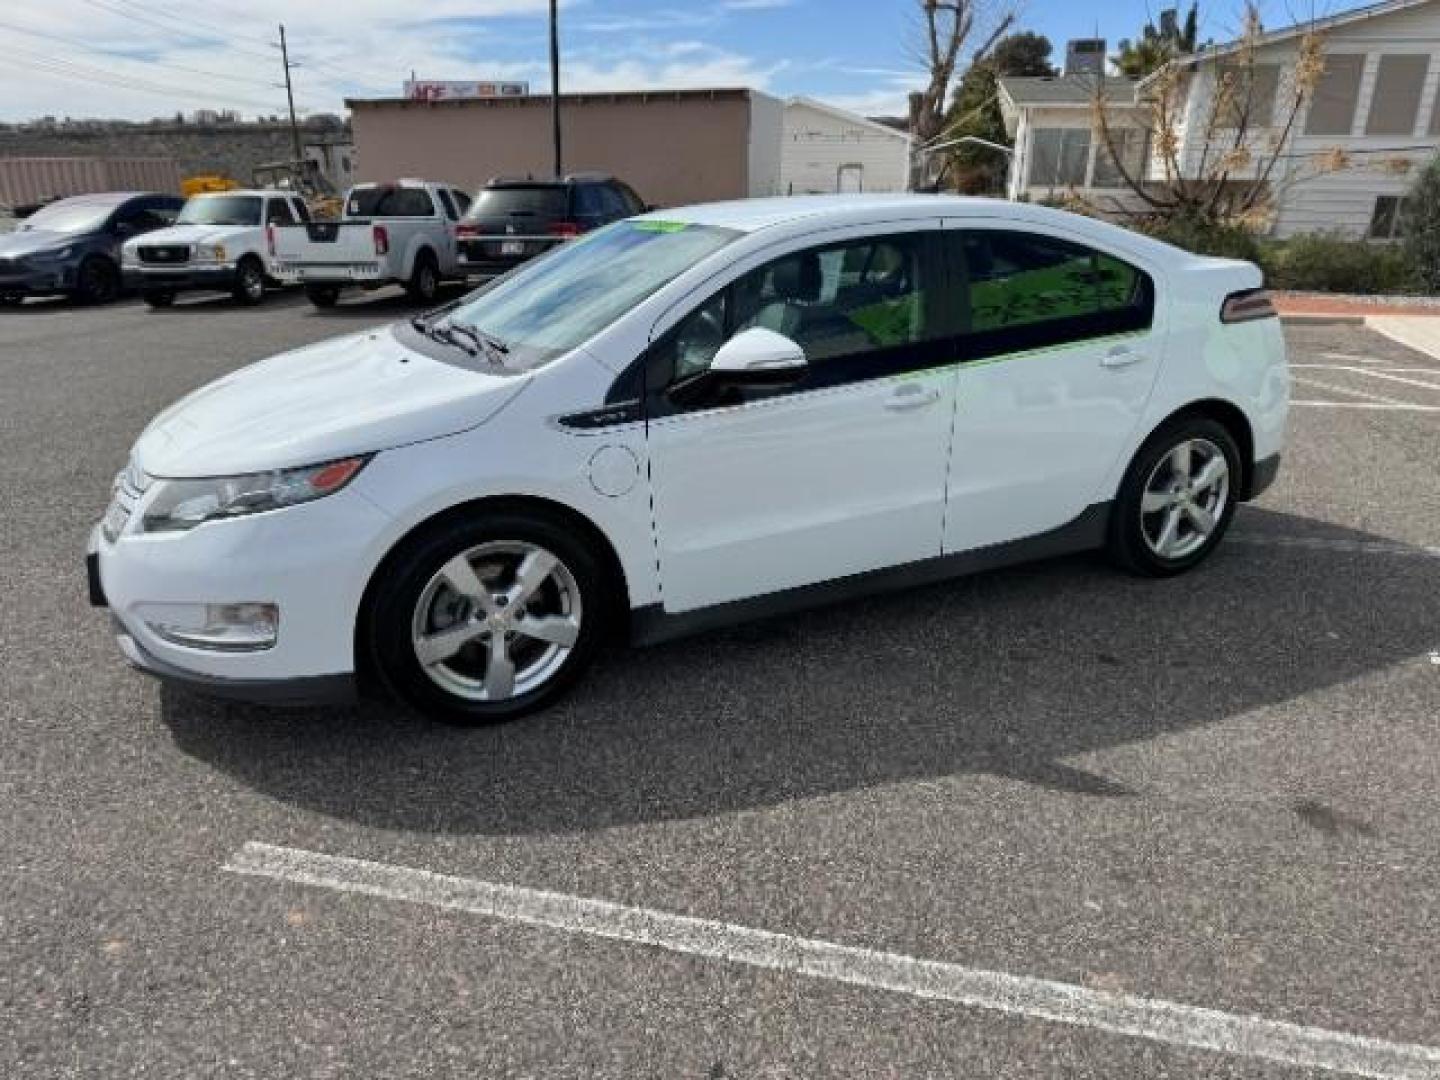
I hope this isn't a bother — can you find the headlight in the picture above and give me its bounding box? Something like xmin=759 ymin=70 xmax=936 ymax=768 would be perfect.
xmin=193 ymin=244 xmax=226 ymax=263
xmin=139 ymin=456 xmax=368 ymax=533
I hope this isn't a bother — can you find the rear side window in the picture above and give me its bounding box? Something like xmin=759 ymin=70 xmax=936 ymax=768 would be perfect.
xmin=572 ymin=184 xmax=609 ymax=218
xmin=347 ymin=186 xmax=435 ymax=218
xmin=956 ymin=231 xmax=1152 ymax=350
xmin=265 ymin=199 xmax=296 ymax=225
xmin=467 ymin=186 xmax=568 ymax=218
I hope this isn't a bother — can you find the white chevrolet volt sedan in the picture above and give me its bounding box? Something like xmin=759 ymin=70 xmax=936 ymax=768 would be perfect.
xmin=89 ymin=195 xmax=1288 ymax=724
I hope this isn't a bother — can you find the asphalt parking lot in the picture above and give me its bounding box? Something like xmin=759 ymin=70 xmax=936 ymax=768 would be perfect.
xmin=2 ymin=289 xmax=1439 ymax=1078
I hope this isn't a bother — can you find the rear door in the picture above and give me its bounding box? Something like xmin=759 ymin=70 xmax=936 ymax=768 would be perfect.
xmin=939 ymin=221 xmax=1166 ymax=553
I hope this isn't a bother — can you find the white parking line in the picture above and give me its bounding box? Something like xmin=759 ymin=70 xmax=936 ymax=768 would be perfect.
xmin=225 ymin=842 xmax=1440 ymax=1080
xmin=1290 ymin=376 xmax=1433 ymax=408
xmin=1290 ymin=366 xmax=1440 ymax=393
xmin=1292 ymin=400 xmax=1440 ymax=412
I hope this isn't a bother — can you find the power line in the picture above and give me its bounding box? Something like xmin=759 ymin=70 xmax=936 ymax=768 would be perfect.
xmin=0 ymin=17 xmax=281 ymax=89
xmin=78 ymin=0 xmax=277 ymax=63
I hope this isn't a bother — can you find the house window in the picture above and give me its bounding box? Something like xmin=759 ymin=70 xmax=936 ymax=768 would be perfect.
xmin=1366 ymin=54 xmax=1428 ymax=135
xmin=1305 ymin=54 xmax=1365 ymax=136
xmin=1092 ymin=128 xmax=1148 ymax=188
xmin=1368 ymin=196 xmax=1410 ymax=240
xmin=1028 ymin=128 xmax=1090 ymax=188
xmin=1216 ymin=63 xmax=1280 ymax=130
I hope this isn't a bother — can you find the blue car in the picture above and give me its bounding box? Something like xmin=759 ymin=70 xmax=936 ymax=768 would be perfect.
xmin=0 ymin=192 xmax=184 ymax=306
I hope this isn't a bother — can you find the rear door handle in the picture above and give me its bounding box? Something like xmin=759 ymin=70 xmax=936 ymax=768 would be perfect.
xmin=1101 ymin=344 xmax=1146 ymax=369
xmin=885 ymin=384 xmax=942 ymax=411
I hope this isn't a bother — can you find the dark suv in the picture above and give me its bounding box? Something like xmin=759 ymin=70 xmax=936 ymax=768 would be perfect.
xmin=455 ymin=173 xmax=647 ymax=278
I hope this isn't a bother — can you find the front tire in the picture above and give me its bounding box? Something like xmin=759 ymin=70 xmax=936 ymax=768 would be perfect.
xmin=1107 ymin=417 xmax=1241 ymax=577
xmin=232 ymin=256 xmax=266 ymax=305
xmin=73 ymin=256 xmax=119 ymax=304
xmin=366 ymin=511 xmax=609 ymax=725
xmin=305 ymin=284 xmax=341 ymax=308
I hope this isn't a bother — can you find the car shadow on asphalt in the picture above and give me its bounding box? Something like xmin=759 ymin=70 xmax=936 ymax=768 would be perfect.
xmin=160 ymin=506 xmax=1440 ymax=836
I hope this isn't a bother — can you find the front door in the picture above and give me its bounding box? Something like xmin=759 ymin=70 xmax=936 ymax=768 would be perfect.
xmin=940 ymin=222 xmax=1166 ymax=553
xmin=645 ymin=226 xmax=958 ymax=613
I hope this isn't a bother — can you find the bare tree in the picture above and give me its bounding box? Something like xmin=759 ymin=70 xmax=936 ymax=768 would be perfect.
xmin=1087 ymin=4 xmax=1412 ymax=227
xmin=909 ymin=0 xmax=1013 ymax=186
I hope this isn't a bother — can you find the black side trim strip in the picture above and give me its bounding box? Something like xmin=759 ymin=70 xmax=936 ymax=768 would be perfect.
xmin=1246 ymin=453 xmax=1282 ymax=500
xmin=630 ymin=502 xmax=1112 ymax=647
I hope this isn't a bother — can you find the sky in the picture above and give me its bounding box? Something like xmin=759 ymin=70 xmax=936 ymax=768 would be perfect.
xmin=0 ymin=0 xmax=1337 ymax=124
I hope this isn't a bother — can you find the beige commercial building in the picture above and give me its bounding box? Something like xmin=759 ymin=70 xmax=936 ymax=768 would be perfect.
xmin=348 ymin=87 xmax=784 ymax=209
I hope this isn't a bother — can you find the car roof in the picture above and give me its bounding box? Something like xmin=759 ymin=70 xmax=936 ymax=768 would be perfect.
xmin=640 ymin=193 xmax=1194 ymax=264
xmin=49 ymin=191 xmax=152 ymax=206
xmin=189 ymin=189 xmax=289 ymax=198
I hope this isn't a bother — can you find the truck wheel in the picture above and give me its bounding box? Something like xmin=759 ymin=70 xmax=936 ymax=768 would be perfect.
xmin=306 ymin=285 xmax=341 ymax=308
xmin=406 ymin=252 xmax=439 ymax=303
xmin=143 ymin=291 xmax=176 ymax=309
xmin=232 ymin=256 xmax=266 ymax=306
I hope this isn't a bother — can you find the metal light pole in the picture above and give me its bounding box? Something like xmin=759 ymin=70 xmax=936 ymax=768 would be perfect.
xmin=549 ymin=0 xmax=562 ymax=178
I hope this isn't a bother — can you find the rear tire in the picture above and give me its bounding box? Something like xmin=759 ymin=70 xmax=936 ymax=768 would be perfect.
xmin=73 ymin=256 xmax=119 ymax=305
xmin=365 ymin=511 xmax=610 ymax=725
xmin=305 ymin=284 xmax=341 ymax=308
xmin=143 ymin=290 xmax=176 ymax=309
xmin=1107 ymin=416 xmax=1241 ymax=577
xmin=231 ymin=256 xmax=266 ymax=306
xmin=405 ymin=252 xmax=439 ymax=303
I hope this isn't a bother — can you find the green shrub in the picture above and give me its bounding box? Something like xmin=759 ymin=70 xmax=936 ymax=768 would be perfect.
xmin=1402 ymin=156 xmax=1440 ymax=292
xmin=1140 ymin=213 xmax=1263 ymax=264
xmin=1261 ymin=233 xmax=1418 ymax=294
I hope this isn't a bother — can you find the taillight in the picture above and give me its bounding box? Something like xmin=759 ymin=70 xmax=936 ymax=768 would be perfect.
xmin=548 ymin=220 xmax=582 ymax=238
xmin=455 ymin=223 xmax=478 ymax=239
xmin=1221 ymin=288 xmax=1277 ymax=324
xmin=373 ymin=224 xmax=389 ymax=255
xmin=265 ymin=224 xmax=276 ymax=258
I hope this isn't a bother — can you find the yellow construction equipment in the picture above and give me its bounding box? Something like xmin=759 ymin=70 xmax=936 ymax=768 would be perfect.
xmin=181 ymin=174 xmax=240 ymax=197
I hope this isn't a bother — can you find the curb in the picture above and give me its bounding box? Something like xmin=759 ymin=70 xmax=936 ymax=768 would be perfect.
xmin=1278 ymin=313 xmax=1365 ymax=326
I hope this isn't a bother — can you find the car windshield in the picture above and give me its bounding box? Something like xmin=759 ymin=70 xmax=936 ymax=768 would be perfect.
xmin=443 ymin=220 xmax=740 ymax=369
xmin=20 ymin=201 xmax=114 ymax=234
xmin=177 ymin=196 xmax=262 ymax=227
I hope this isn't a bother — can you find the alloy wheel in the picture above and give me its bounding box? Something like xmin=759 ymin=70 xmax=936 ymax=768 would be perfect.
xmin=1140 ymin=437 xmax=1230 ymax=560
xmin=410 ymin=541 xmax=583 ymax=702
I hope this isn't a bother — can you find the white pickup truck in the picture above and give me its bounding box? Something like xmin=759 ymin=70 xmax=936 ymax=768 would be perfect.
xmin=272 ymin=179 xmax=474 ymax=308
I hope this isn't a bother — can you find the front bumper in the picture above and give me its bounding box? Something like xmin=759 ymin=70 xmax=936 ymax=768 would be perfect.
xmin=88 ymin=480 xmax=393 ymax=704
xmin=123 ymin=264 xmax=237 ymax=293
xmin=0 ymin=265 xmax=74 ymax=296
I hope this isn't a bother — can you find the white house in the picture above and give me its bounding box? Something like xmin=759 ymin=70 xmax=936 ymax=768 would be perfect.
xmin=998 ymin=0 xmax=1440 ymax=239
xmin=780 ymin=96 xmax=912 ymax=195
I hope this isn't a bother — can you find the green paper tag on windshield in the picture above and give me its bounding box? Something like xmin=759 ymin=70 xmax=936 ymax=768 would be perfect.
xmin=632 ymin=220 xmax=689 ymax=233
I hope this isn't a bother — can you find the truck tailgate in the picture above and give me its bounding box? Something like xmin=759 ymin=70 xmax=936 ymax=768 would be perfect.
xmin=273 ymin=222 xmax=383 ymax=280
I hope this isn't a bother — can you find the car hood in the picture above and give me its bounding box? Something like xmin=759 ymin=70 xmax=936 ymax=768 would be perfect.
xmin=127 ymin=223 xmax=252 ymax=249
xmin=132 ymin=325 xmax=529 ymax=478
xmin=0 ymin=229 xmax=86 ymax=258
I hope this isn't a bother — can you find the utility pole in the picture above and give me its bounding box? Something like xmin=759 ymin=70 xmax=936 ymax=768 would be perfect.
xmin=276 ymin=24 xmax=302 ymax=163
xmin=549 ymin=0 xmax=562 ymax=178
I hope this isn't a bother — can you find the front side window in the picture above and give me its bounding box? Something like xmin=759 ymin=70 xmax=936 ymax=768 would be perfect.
xmin=958 ymin=230 xmax=1152 ymax=351
xmin=444 ymin=219 xmax=739 ymax=371
xmin=265 ymin=198 xmax=296 ymax=226
xmin=655 ymin=233 xmax=943 ymax=390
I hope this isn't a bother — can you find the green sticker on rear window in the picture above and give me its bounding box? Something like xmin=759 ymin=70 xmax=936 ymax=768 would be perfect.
xmin=632 ymin=220 xmax=689 ymax=233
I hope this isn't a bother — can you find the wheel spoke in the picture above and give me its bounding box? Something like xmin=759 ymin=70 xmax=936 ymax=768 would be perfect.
xmin=415 ymin=622 xmax=483 ymax=666
xmin=439 ymin=555 xmax=496 ymax=613
xmin=484 ymin=634 xmax=516 ymax=699
xmin=1184 ymin=501 xmax=1216 ymax=535
xmin=1141 ymin=488 xmax=1173 ymax=513
xmin=1169 ymin=441 xmax=1193 ymax=481
xmin=1155 ymin=507 xmax=1182 ymax=555
xmin=1191 ymin=455 xmax=1228 ymax=494
xmin=515 ymin=613 xmax=580 ymax=648
xmin=510 ymin=549 xmax=558 ymax=605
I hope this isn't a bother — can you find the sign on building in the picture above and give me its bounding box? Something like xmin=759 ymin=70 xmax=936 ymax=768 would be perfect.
xmin=403 ymin=80 xmax=529 ymax=102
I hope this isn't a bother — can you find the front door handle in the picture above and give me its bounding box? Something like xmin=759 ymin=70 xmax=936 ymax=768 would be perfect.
xmin=1101 ymin=344 xmax=1146 ymax=369
xmin=885 ymin=384 xmax=942 ymax=411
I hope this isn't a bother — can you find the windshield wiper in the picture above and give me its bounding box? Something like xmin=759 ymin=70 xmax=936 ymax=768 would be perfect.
xmin=439 ymin=320 xmax=510 ymax=365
